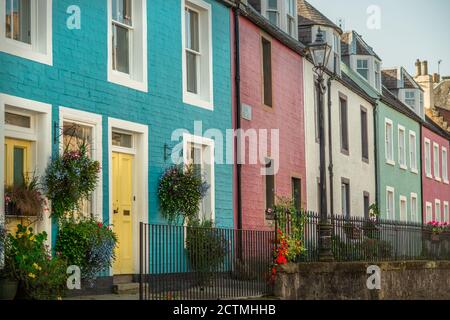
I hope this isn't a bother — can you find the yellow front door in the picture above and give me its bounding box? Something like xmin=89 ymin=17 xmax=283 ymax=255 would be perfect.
xmin=4 ymin=138 xmax=32 ymax=187
xmin=4 ymin=138 xmax=32 ymax=232
xmin=112 ymin=152 xmax=134 ymax=274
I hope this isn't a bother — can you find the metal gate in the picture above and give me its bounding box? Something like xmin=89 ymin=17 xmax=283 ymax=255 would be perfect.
xmin=139 ymin=223 xmax=274 ymax=300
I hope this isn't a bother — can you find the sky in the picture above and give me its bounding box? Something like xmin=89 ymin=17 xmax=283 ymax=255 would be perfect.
xmin=307 ymin=0 xmax=450 ymax=77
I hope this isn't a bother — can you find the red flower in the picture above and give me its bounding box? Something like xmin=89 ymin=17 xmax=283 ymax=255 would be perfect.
xmin=97 ymin=222 xmax=103 ymax=228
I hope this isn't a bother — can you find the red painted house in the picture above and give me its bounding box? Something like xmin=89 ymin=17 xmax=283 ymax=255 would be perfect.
xmin=422 ymin=118 xmax=450 ymax=223
xmin=232 ymin=2 xmax=306 ymax=230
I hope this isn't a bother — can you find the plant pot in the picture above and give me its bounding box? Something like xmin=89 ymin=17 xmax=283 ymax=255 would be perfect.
xmin=0 ymin=278 xmax=18 ymax=300
xmin=431 ymin=234 xmax=440 ymax=242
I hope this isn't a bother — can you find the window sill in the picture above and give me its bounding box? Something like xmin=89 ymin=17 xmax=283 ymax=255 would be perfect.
xmin=183 ymin=93 xmax=214 ymax=111
xmin=362 ymin=157 xmax=369 ymax=164
xmin=341 ymin=149 xmax=350 ymax=156
xmin=443 ymin=180 xmax=449 ymax=185
xmin=435 ymin=177 xmax=442 ymax=182
xmin=399 ymin=164 xmax=408 ymax=170
xmin=411 ymin=169 xmax=418 ymax=175
xmin=0 ymin=39 xmax=52 ymax=66
xmin=386 ymin=159 xmax=395 ymax=166
xmin=426 ymin=174 xmax=433 ymax=179
xmin=108 ymin=70 xmax=148 ymax=93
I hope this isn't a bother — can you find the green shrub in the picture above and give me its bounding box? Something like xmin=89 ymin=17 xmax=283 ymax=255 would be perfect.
xmin=56 ymin=218 xmax=117 ymax=285
xmin=4 ymin=225 xmax=67 ymax=300
xmin=185 ymin=219 xmax=227 ymax=284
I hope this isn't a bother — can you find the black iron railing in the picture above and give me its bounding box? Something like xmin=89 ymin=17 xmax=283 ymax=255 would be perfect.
xmin=139 ymin=223 xmax=274 ymax=300
xmin=275 ymin=211 xmax=450 ymax=262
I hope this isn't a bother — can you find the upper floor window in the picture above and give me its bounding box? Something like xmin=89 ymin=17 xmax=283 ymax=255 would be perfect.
xmin=360 ymin=107 xmax=369 ymax=162
xmin=0 ymin=0 xmax=52 ymax=65
xmin=433 ymin=143 xmax=440 ymax=180
xmin=405 ymin=91 xmax=416 ymax=108
xmin=285 ymin=0 xmax=296 ymax=37
xmin=442 ymin=147 xmax=448 ymax=183
xmin=261 ymin=36 xmax=273 ymax=107
xmin=182 ymin=0 xmax=213 ymax=110
xmin=424 ymin=138 xmax=431 ymax=177
xmin=266 ymin=0 xmax=279 ymax=26
xmin=409 ymin=131 xmax=417 ymax=173
xmin=385 ymin=119 xmax=394 ymax=164
xmin=339 ymin=95 xmax=349 ymax=155
xmin=356 ymin=59 xmax=369 ymax=80
xmin=375 ymin=61 xmax=381 ymax=91
xmin=108 ymin=0 xmax=148 ymax=92
xmin=398 ymin=125 xmax=406 ymax=169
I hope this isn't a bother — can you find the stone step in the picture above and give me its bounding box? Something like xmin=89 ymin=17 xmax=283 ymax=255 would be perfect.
xmin=113 ymin=274 xmax=133 ymax=284
xmin=113 ymin=282 xmax=140 ymax=295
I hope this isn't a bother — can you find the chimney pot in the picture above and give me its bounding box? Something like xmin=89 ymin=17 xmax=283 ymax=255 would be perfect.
xmin=415 ymin=59 xmax=422 ymax=76
xmin=433 ymin=73 xmax=441 ymax=83
xmin=421 ymin=61 xmax=429 ymax=76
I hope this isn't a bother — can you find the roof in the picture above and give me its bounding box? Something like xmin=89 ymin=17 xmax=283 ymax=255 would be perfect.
xmin=435 ymin=106 xmax=450 ymax=124
xmin=297 ymin=0 xmax=342 ymax=34
xmin=424 ymin=115 xmax=450 ymax=139
xmin=239 ymin=3 xmax=306 ymax=55
xmin=380 ymin=87 xmax=423 ymax=123
xmin=341 ymin=31 xmax=381 ymax=61
xmin=382 ymin=67 xmax=422 ymax=91
xmin=341 ymin=72 xmax=377 ymax=105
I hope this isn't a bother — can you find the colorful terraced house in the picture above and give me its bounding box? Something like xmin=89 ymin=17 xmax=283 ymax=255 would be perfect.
xmin=0 ymin=0 xmax=235 ymax=281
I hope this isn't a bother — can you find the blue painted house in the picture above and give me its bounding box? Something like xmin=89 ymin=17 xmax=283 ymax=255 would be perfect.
xmin=0 ymin=0 xmax=234 ymax=278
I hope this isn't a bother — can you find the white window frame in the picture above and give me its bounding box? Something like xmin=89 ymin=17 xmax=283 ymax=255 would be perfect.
xmin=425 ymin=202 xmax=433 ymax=223
xmin=442 ymin=147 xmax=448 ymax=183
xmin=59 ymin=107 xmax=103 ymax=222
xmin=399 ymin=195 xmax=407 ymax=222
xmin=182 ymin=133 xmax=215 ymax=222
xmin=374 ymin=60 xmax=381 ymax=92
xmin=0 ymin=0 xmax=52 ymax=65
xmin=398 ymin=125 xmax=406 ymax=169
xmin=404 ymin=90 xmax=416 ymax=109
xmin=385 ymin=118 xmax=394 ymax=165
xmin=356 ymin=58 xmax=369 ymax=80
xmin=1 ymin=93 xmax=52 ymax=245
xmin=444 ymin=201 xmax=449 ymax=223
xmin=285 ymin=0 xmax=297 ymax=38
xmin=410 ymin=193 xmax=418 ymax=223
xmin=107 ymin=0 xmax=148 ymax=92
xmin=433 ymin=142 xmax=441 ymax=181
xmin=435 ymin=199 xmax=441 ymax=222
xmin=262 ymin=0 xmax=280 ymax=27
xmin=386 ymin=186 xmax=395 ymax=220
xmin=409 ymin=131 xmax=417 ymax=173
xmin=424 ymin=138 xmax=432 ymax=178
xmin=181 ymin=0 xmax=213 ymax=110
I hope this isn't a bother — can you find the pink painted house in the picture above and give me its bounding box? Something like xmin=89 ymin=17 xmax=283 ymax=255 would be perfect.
xmin=422 ymin=119 xmax=450 ymax=223
xmin=232 ymin=3 xmax=306 ymax=230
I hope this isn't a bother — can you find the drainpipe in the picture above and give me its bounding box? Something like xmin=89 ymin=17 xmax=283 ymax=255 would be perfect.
xmin=233 ymin=1 xmax=242 ymax=231
xmin=373 ymin=101 xmax=379 ymax=209
xmin=420 ymin=125 xmax=423 ymax=224
xmin=327 ymin=77 xmax=334 ymax=219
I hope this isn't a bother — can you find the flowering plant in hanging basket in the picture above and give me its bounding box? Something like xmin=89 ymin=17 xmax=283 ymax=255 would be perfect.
xmin=42 ymin=143 xmax=100 ymax=221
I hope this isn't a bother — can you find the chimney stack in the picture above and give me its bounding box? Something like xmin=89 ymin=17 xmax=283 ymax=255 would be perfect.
xmin=433 ymin=73 xmax=441 ymax=83
xmin=421 ymin=60 xmax=429 ymax=76
xmin=415 ymin=59 xmax=422 ymax=76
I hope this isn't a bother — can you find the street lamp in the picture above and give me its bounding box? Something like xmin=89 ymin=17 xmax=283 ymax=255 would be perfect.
xmin=307 ymin=28 xmax=334 ymax=261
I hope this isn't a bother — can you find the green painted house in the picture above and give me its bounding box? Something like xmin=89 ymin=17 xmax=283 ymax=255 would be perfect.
xmin=341 ymin=32 xmax=422 ymax=223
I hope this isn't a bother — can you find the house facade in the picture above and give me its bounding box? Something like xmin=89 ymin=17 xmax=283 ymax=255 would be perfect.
xmin=235 ymin=1 xmax=307 ymax=230
xmin=0 ymin=0 xmax=234 ymax=276
xmin=422 ymin=121 xmax=450 ymax=223
xmin=298 ymin=2 xmax=376 ymax=218
xmin=341 ymin=31 xmax=423 ymax=223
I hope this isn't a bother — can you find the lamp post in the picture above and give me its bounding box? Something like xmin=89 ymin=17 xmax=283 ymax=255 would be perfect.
xmin=307 ymin=28 xmax=334 ymax=261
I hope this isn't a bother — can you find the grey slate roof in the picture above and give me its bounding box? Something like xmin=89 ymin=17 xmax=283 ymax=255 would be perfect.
xmin=297 ymin=0 xmax=342 ymax=34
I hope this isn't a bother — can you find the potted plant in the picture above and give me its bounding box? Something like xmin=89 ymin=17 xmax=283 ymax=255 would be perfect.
xmin=4 ymin=175 xmax=47 ymax=218
xmin=5 ymin=224 xmax=67 ymax=300
xmin=0 ymin=224 xmax=18 ymax=300
xmin=56 ymin=218 xmax=117 ymax=287
xmin=426 ymin=221 xmax=448 ymax=242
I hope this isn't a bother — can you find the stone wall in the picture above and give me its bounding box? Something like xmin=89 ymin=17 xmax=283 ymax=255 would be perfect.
xmin=274 ymin=261 xmax=450 ymax=300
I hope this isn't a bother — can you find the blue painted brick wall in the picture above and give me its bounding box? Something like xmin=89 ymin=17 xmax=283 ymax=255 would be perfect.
xmin=0 ymin=0 xmax=234 ymax=244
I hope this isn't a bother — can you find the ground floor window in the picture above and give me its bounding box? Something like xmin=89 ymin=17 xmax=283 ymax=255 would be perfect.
xmin=183 ymin=134 xmax=214 ymax=222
